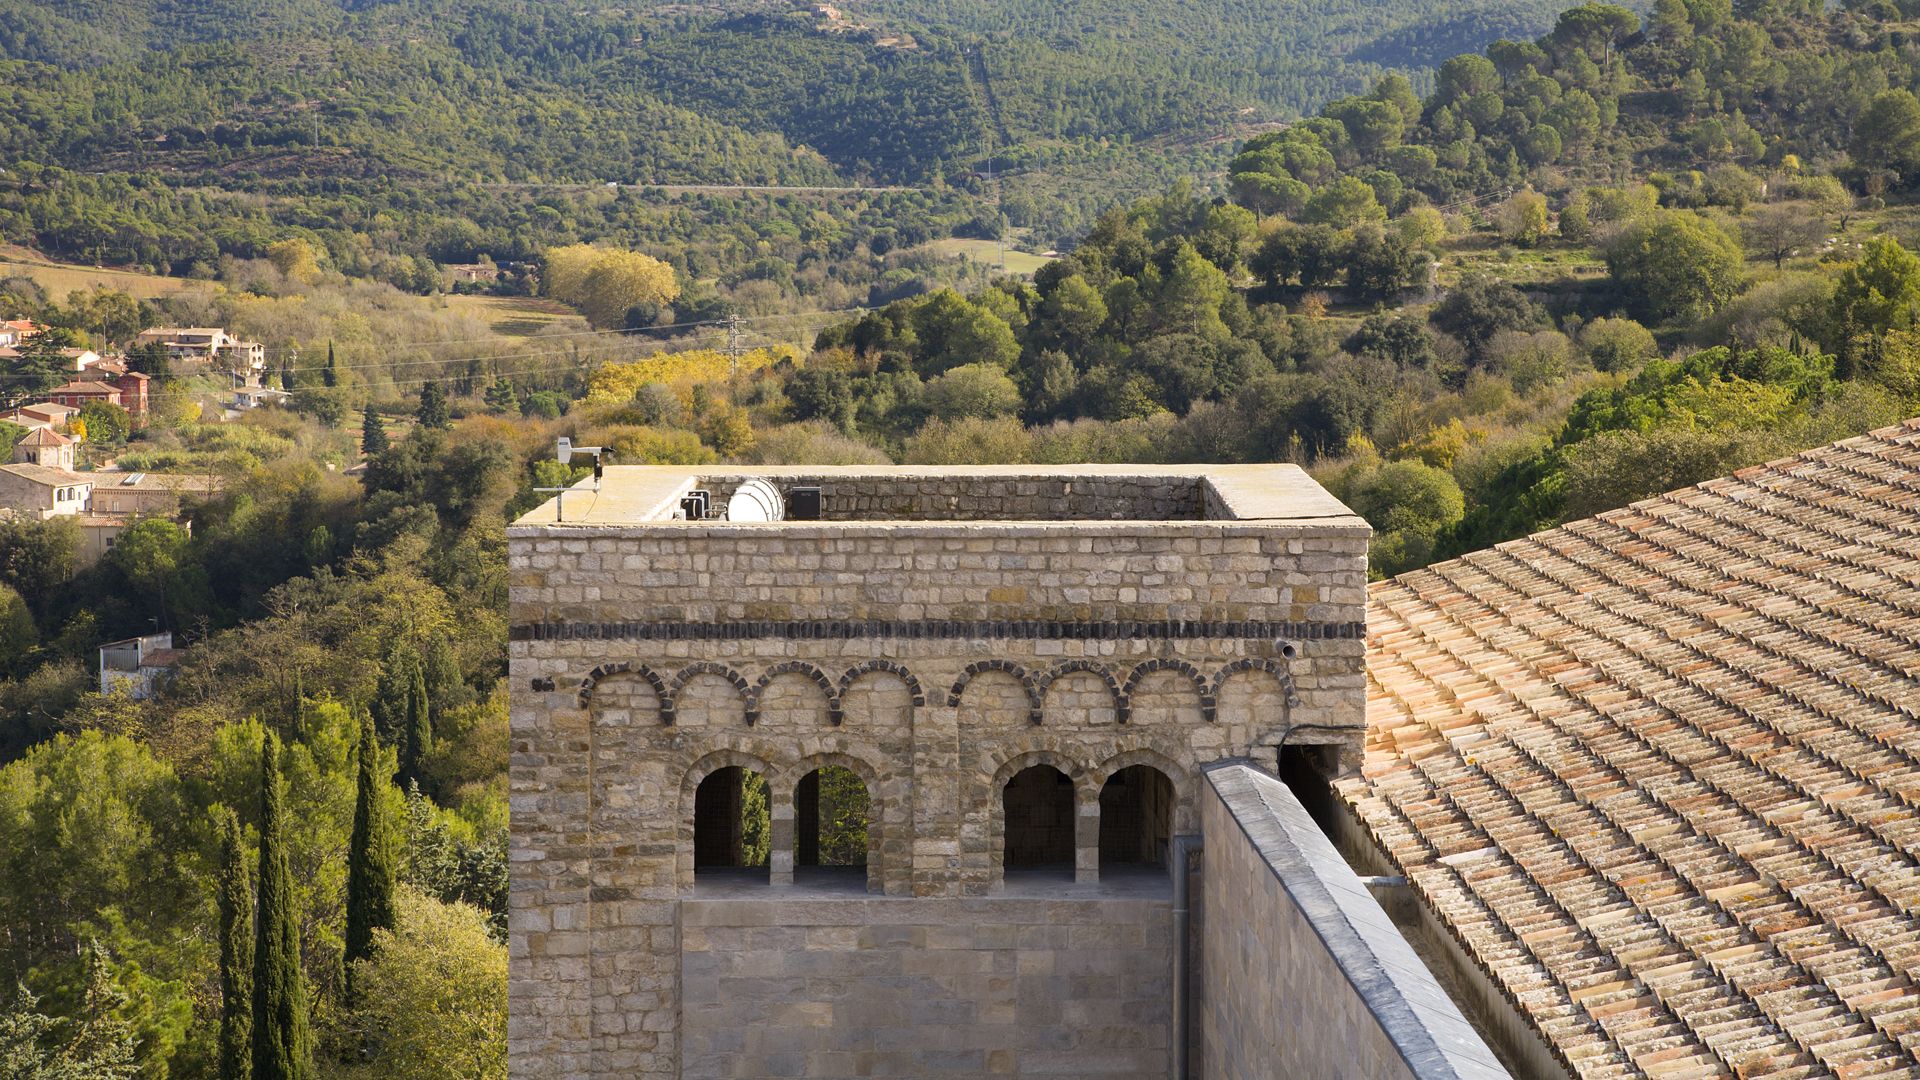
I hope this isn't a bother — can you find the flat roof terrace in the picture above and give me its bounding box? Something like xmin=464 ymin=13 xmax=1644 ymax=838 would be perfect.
xmin=512 ymin=463 xmax=1366 ymax=528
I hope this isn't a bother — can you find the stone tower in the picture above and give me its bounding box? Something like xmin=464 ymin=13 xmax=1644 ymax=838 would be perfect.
xmin=508 ymin=465 xmax=1374 ymax=1078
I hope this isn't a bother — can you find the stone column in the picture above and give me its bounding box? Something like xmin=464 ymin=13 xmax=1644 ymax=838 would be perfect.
xmin=1076 ymin=780 xmax=1100 ymax=885
xmin=769 ymin=780 xmax=795 ymax=887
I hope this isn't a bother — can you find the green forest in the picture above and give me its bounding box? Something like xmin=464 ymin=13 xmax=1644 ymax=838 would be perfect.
xmin=10 ymin=0 xmax=1920 ymax=1076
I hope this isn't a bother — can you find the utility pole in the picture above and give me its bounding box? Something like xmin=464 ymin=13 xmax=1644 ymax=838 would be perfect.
xmin=725 ymin=312 xmax=742 ymax=379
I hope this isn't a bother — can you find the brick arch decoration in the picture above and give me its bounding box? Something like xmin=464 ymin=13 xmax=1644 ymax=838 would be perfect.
xmin=670 ymin=661 xmax=752 ymax=722
xmin=838 ymin=660 xmax=926 ymax=708
xmin=1124 ymin=658 xmax=1216 ymax=722
xmin=746 ymin=661 xmax=841 ymax=726
xmin=1211 ymin=657 xmax=1301 ymax=708
xmin=948 ymin=659 xmax=1042 ymax=725
xmin=1091 ymin=746 xmax=1192 ymax=797
xmin=772 ymin=750 xmax=890 ymax=893
xmin=676 ymin=744 xmax=781 ymax=889
xmin=1035 ymin=660 xmax=1128 ymax=723
xmin=575 ymin=661 xmax=671 ymax=719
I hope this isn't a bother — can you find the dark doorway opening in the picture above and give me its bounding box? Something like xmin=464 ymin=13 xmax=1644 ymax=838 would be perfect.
xmin=1279 ymin=742 xmax=1339 ymax=835
xmin=1099 ymin=765 xmax=1173 ymax=873
xmin=1003 ymin=765 xmax=1075 ymax=871
xmin=693 ymin=766 xmax=770 ymax=881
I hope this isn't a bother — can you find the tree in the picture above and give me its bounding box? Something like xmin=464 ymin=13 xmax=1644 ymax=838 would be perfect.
xmin=482 ymin=378 xmax=518 ymax=415
xmin=1038 ymin=275 xmax=1107 ymax=348
xmin=1580 ymin=317 xmax=1657 ymax=372
xmin=1852 ymin=90 xmax=1920 ymax=182
xmin=401 ymin=663 xmax=431 ymax=788
xmin=1831 ymin=235 xmax=1920 ymax=374
xmin=1743 ymin=205 xmax=1824 ymax=270
xmin=1335 ymin=460 xmax=1466 ymax=577
xmin=1302 ymin=177 xmax=1387 ymax=228
xmin=1604 ymin=211 xmax=1744 ymax=322
xmin=1432 ymin=274 xmax=1539 ymax=356
xmin=215 ymin=806 xmax=253 ymax=1080
xmin=266 ymin=239 xmax=320 ymax=284
xmin=922 ymin=364 xmax=1021 ymax=421
xmin=0 ymin=944 xmax=139 ymax=1080
xmin=1495 ymin=189 xmax=1550 ymax=247
xmin=3 ymin=329 xmax=76 ymax=411
xmin=345 ymin=890 xmax=506 ymax=1080
xmin=1154 ymin=242 xmax=1231 ymax=338
xmin=251 ymin=732 xmax=310 ymax=1080
xmin=542 ymin=246 xmax=680 ymax=330
xmin=360 ymin=406 xmax=388 ymax=457
xmin=346 ymin=716 xmax=398 ymax=1002
xmin=1396 ymin=207 xmax=1447 ymax=250
xmin=77 ymin=401 xmax=131 ymax=444
xmin=322 ymin=343 xmax=338 ymax=389
xmin=415 ymin=382 xmax=449 ymax=430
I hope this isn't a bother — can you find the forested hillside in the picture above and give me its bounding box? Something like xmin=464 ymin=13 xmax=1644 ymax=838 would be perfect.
xmin=0 ymin=0 xmax=1581 ymax=264
xmin=14 ymin=0 xmax=1920 ymax=1077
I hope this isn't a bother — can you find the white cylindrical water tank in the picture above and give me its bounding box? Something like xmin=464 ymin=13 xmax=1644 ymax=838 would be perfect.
xmin=725 ymin=478 xmax=785 ymax=522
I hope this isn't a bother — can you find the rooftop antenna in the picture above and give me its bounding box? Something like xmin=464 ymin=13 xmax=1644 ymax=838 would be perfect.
xmin=534 ymin=436 xmax=611 ymax=522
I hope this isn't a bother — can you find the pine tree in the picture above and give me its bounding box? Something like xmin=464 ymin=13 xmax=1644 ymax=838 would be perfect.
xmin=345 ymin=715 xmax=397 ymax=1002
xmin=360 ymin=405 xmax=388 ymax=457
xmin=400 ymin=661 xmax=432 ymax=786
xmin=216 ymin=805 xmax=253 ymax=1080
xmin=279 ymin=365 xmax=295 ymax=392
xmin=322 ymin=342 xmax=338 ymax=388
xmin=252 ymin=733 xmax=311 ymax=1080
xmin=416 ymin=381 xmax=449 ymax=429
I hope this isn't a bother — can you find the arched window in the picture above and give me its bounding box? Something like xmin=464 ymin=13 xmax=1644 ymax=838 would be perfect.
xmin=1002 ymin=765 xmax=1075 ymax=873
xmin=795 ymin=766 xmax=870 ymax=884
xmin=1099 ymin=765 xmax=1174 ymax=873
xmin=693 ymin=766 xmax=770 ymax=881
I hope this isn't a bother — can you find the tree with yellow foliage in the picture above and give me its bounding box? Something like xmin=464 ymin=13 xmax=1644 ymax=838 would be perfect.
xmin=347 ymin=888 xmax=505 ymax=1080
xmin=541 ymin=245 xmax=679 ymax=329
xmin=267 ymin=238 xmax=322 ymax=284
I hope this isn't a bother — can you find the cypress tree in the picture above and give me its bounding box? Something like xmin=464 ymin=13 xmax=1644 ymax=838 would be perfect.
xmin=322 ymin=342 xmax=338 ymax=388
xmin=416 ymin=381 xmax=449 ymax=429
xmin=345 ymin=715 xmax=397 ymax=1001
xmin=286 ymin=670 xmax=305 ymax=731
xmin=360 ymin=405 xmax=388 ymax=457
xmin=252 ymin=732 xmax=311 ymax=1080
xmin=400 ymin=661 xmax=432 ymax=786
xmin=216 ymin=805 xmax=253 ymax=1080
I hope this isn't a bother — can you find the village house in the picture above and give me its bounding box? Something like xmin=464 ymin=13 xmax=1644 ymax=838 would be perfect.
xmin=134 ymin=327 xmax=265 ymax=378
xmin=98 ymin=633 xmax=182 ymax=700
xmin=0 ymin=402 xmax=78 ymax=432
xmin=47 ymin=371 xmax=150 ymax=418
xmin=229 ymin=385 xmax=292 ymax=412
xmin=0 ymin=462 xmax=91 ymax=519
xmin=11 ymin=427 xmax=74 ymax=470
xmin=0 ymin=319 xmax=39 ymax=349
xmin=88 ymin=471 xmax=220 ymax=517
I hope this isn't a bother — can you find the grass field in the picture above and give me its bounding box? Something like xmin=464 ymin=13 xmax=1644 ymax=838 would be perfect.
xmin=0 ymin=246 xmax=214 ymax=301
xmin=441 ymin=293 xmax=583 ymax=339
xmin=919 ymin=238 xmax=1053 ymax=276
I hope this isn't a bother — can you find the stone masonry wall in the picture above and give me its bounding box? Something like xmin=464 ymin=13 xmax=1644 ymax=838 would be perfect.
xmin=1198 ymin=763 xmax=1510 ymax=1080
xmin=679 ymin=894 xmax=1172 ymax=1077
xmin=693 ymin=475 xmax=1206 ymax=521
xmin=509 ymin=498 xmax=1370 ymax=1079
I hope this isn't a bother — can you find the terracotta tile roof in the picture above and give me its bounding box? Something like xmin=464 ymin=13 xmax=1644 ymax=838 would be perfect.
xmin=1339 ymin=417 xmax=1920 ymax=1080
xmin=14 ymin=427 xmax=69 ymax=446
